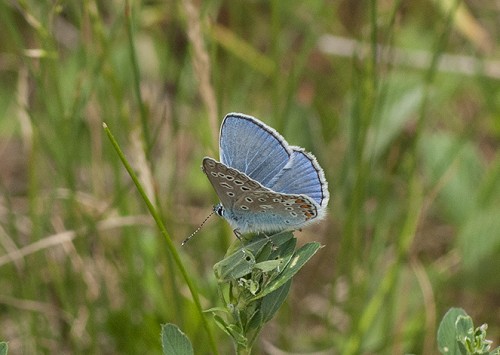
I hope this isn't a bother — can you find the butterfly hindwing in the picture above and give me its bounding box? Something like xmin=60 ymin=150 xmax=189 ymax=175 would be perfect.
xmin=231 ymin=190 xmax=320 ymax=232
xmin=267 ymin=148 xmax=329 ymax=209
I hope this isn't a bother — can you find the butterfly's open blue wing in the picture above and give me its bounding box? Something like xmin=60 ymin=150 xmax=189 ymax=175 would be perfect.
xmin=219 ymin=113 xmax=292 ymax=186
xmin=267 ymin=148 xmax=329 ymax=208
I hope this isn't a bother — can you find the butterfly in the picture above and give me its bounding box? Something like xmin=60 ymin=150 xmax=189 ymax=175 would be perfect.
xmin=202 ymin=113 xmax=329 ymax=236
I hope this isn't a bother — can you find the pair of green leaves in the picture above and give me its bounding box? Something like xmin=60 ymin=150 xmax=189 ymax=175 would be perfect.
xmin=214 ymin=231 xmax=320 ymax=300
xmin=210 ymin=231 xmax=321 ymax=350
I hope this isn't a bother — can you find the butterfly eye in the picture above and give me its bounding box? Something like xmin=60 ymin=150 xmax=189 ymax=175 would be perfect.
xmin=214 ymin=205 xmax=224 ymax=216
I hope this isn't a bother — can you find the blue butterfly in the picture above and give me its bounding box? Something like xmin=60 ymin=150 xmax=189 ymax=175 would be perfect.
xmin=203 ymin=113 xmax=329 ymax=235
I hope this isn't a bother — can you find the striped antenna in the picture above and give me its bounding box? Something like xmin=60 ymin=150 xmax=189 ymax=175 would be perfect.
xmin=181 ymin=210 xmax=216 ymax=246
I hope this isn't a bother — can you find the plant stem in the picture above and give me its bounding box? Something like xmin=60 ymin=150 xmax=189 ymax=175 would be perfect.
xmin=103 ymin=123 xmax=219 ymax=355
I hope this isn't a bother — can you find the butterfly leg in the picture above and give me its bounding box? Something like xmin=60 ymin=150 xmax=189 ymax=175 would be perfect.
xmin=233 ymin=228 xmax=242 ymax=240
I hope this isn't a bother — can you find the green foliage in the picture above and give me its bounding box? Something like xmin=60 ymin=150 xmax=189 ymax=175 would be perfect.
xmin=161 ymin=324 xmax=194 ymax=355
xmin=438 ymin=308 xmax=500 ymax=355
xmin=0 ymin=342 xmax=7 ymax=355
xmin=0 ymin=0 xmax=499 ymax=353
xmin=108 ymin=125 xmax=321 ymax=352
xmin=211 ymin=232 xmax=321 ymax=352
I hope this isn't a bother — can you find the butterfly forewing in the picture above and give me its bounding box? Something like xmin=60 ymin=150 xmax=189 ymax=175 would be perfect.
xmin=220 ymin=113 xmax=292 ymax=186
xmin=202 ymin=157 xmax=269 ymax=209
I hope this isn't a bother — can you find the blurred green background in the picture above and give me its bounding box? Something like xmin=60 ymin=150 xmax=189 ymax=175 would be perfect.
xmin=0 ymin=0 xmax=499 ymax=354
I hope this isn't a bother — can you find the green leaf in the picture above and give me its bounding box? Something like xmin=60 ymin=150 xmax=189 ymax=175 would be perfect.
xmin=204 ymin=306 xmax=230 ymax=315
xmin=161 ymin=323 xmax=193 ymax=355
xmin=214 ymin=248 xmax=256 ymax=282
xmin=239 ymin=236 xmax=270 ymax=256
xmin=260 ymin=279 xmax=292 ymax=323
xmin=439 ymin=308 xmax=500 ymax=355
xmin=251 ymin=242 xmax=321 ymax=301
xmin=254 ymin=236 xmax=297 ymax=281
xmin=214 ymin=231 xmax=295 ymax=282
xmin=213 ymin=314 xmax=236 ymax=339
xmin=437 ymin=308 xmax=468 ymax=354
xmin=455 ymin=315 xmax=474 ymax=339
xmin=241 ymin=231 xmax=294 ymax=257
xmin=245 ymin=279 xmax=292 ymax=332
xmin=0 ymin=342 xmax=8 ymax=355
xmin=238 ymin=277 xmax=260 ymax=295
xmin=251 ymin=231 xmax=295 ymax=259
xmin=267 ymin=231 xmax=295 ymax=246
xmin=269 ymin=237 xmax=297 ymax=273
xmin=254 ymin=259 xmax=286 ymax=273
xmin=227 ymin=324 xmax=249 ymax=347
xmin=456 ymin=316 xmax=475 ymax=354
xmin=269 ymin=236 xmax=297 ymax=260
xmin=213 ymin=315 xmax=248 ymax=347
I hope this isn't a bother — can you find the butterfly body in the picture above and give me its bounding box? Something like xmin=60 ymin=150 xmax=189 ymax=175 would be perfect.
xmin=203 ymin=113 xmax=329 ymax=235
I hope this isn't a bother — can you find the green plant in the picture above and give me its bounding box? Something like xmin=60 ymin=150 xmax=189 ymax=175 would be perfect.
xmin=209 ymin=232 xmax=320 ymax=353
xmin=438 ymin=308 xmax=500 ymax=355
xmin=1 ymin=0 xmax=499 ymax=353
xmin=106 ymin=123 xmax=322 ymax=354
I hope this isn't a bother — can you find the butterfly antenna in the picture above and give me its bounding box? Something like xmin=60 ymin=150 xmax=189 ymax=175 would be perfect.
xmin=181 ymin=210 xmax=215 ymax=246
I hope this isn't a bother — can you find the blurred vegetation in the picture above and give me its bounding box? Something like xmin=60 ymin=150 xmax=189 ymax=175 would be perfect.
xmin=0 ymin=0 xmax=499 ymax=354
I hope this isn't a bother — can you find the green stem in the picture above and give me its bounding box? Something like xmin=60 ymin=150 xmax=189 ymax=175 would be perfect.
xmin=124 ymin=1 xmax=152 ymax=160
xmin=103 ymin=123 xmax=219 ymax=355
xmin=236 ymin=345 xmax=252 ymax=355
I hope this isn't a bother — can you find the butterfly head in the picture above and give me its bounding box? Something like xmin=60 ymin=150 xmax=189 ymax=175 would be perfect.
xmin=213 ymin=203 xmax=225 ymax=217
